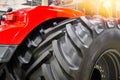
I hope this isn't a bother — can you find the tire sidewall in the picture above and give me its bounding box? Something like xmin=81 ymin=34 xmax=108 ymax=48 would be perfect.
xmin=79 ymin=28 xmax=120 ymax=80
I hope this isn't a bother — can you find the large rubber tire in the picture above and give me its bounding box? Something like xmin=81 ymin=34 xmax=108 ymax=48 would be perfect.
xmin=26 ymin=16 xmax=120 ymax=80
xmin=1 ymin=16 xmax=120 ymax=80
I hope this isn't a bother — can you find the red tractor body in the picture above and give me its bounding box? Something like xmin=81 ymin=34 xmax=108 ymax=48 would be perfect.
xmin=0 ymin=6 xmax=84 ymax=44
xmin=0 ymin=2 xmax=120 ymax=80
xmin=0 ymin=6 xmax=83 ymax=62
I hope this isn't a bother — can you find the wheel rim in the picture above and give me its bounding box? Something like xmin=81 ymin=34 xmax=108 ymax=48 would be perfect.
xmin=91 ymin=49 xmax=120 ymax=80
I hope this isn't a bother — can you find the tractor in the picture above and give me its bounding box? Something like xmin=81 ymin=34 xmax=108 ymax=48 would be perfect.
xmin=0 ymin=0 xmax=120 ymax=80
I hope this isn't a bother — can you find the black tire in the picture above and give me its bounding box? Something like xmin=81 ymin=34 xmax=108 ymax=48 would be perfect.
xmin=0 ymin=27 xmax=44 ymax=80
xmin=26 ymin=16 xmax=120 ymax=80
xmin=2 ymin=16 xmax=120 ymax=80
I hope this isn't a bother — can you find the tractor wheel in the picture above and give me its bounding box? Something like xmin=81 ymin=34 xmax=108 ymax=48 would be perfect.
xmin=26 ymin=16 xmax=120 ymax=80
xmin=1 ymin=16 xmax=120 ymax=80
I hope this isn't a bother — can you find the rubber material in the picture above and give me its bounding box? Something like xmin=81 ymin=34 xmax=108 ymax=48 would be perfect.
xmin=26 ymin=16 xmax=120 ymax=80
xmin=2 ymin=16 xmax=120 ymax=80
xmin=0 ymin=45 xmax=17 ymax=62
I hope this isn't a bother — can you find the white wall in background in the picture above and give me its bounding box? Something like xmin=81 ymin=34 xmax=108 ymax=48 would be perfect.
xmin=0 ymin=0 xmax=26 ymax=5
